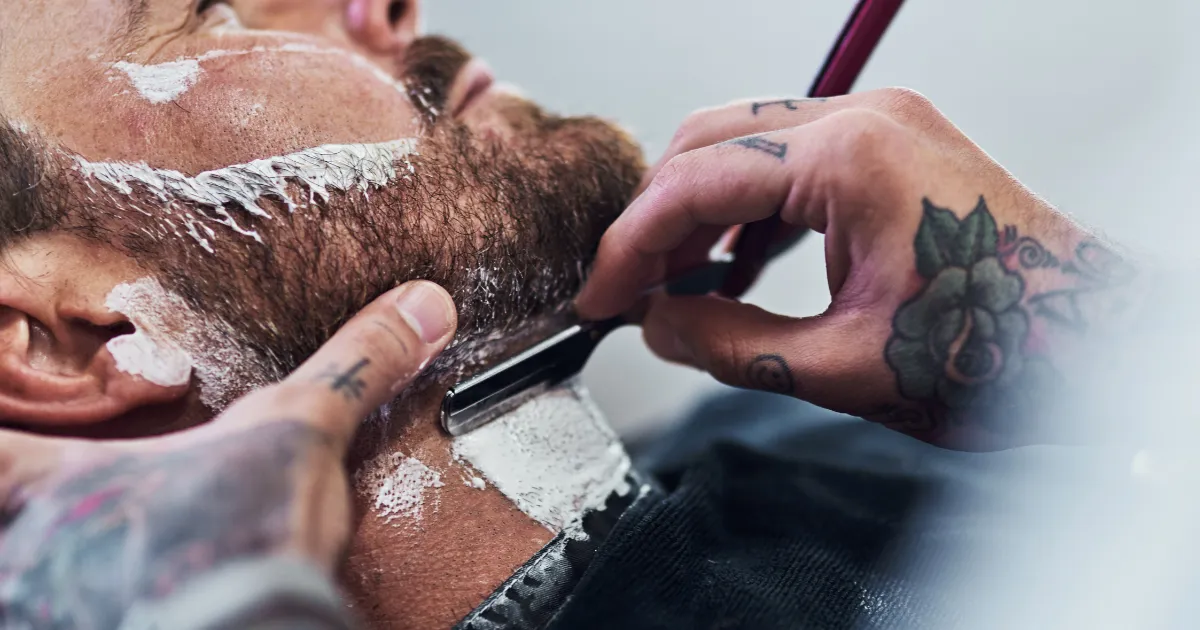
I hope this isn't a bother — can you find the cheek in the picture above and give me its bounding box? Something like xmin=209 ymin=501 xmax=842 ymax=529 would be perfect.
xmin=30 ymin=52 xmax=424 ymax=173
xmin=179 ymin=56 xmax=421 ymax=164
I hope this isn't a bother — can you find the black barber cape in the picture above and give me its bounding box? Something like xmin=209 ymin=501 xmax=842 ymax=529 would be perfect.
xmin=462 ymin=391 xmax=1155 ymax=630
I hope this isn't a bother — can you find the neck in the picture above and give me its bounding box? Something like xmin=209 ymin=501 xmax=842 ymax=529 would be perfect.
xmin=340 ymin=376 xmax=631 ymax=630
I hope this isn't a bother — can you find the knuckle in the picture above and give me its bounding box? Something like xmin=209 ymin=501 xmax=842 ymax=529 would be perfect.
xmin=821 ymin=108 xmax=905 ymax=160
xmin=673 ymin=108 xmax=717 ymax=144
xmin=876 ymin=86 xmax=943 ymax=126
xmin=652 ymin=153 xmax=696 ymax=192
xmin=700 ymin=330 xmax=749 ymax=387
xmin=878 ymin=86 xmax=933 ymax=110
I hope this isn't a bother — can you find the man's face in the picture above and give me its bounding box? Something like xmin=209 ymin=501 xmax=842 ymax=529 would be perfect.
xmin=0 ymin=0 xmax=643 ymax=426
xmin=4 ymin=0 xmax=507 ymax=173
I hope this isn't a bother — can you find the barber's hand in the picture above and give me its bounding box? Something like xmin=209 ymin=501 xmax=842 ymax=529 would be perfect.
xmin=0 ymin=281 xmax=457 ymax=626
xmin=578 ymin=89 xmax=1137 ymax=450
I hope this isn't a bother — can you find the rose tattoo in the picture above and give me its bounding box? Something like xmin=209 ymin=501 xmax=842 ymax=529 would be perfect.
xmin=885 ymin=197 xmax=1056 ymax=436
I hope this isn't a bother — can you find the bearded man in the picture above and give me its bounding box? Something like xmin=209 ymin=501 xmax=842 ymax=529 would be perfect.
xmin=5 ymin=2 xmax=1189 ymax=630
xmin=0 ymin=1 xmax=647 ymax=628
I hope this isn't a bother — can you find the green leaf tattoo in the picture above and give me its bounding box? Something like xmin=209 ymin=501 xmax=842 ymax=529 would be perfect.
xmin=913 ymin=197 xmax=999 ymax=278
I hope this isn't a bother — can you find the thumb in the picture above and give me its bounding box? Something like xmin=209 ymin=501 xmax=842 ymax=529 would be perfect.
xmin=642 ymin=294 xmax=891 ymax=413
xmin=221 ymin=280 xmax=458 ymax=442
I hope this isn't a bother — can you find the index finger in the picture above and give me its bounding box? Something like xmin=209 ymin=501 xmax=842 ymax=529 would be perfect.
xmin=639 ymin=97 xmax=835 ymax=193
xmin=220 ymin=281 xmax=458 ymax=441
xmin=576 ymin=131 xmax=802 ymax=320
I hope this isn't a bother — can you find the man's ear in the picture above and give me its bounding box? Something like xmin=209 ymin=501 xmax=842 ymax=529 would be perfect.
xmin=0 ymin=235 xmax=190 ymax=428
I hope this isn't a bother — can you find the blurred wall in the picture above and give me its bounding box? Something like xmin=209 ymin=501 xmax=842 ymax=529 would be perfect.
xmin=426 ymin=0 xmax=1200 ymax=437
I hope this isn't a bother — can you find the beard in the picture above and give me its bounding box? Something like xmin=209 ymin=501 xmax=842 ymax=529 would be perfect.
xmin=75 ymin=36 xmax=644 ymax=409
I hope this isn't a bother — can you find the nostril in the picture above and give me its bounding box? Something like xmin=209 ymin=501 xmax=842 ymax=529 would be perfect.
xmin=387 ymin=0 xmax=407 ymax=27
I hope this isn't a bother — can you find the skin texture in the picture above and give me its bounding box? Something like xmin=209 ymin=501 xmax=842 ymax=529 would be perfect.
xmin=0 ymin=1 xmax=642 ymax=628
xmin=577 ymin=88 xmax=1143 ymax=451
xmin=0 ymin=281 xmax=459 ymax=629
xmin=340 ymin=387 xmax=557 ymax=627
xmin=2 ymin=0 xmax=424 ymax=173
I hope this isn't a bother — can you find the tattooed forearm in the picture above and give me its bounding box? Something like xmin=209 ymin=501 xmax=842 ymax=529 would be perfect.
xmin=747 ymin=354 xmax=798 ymax=396
xmin=318 ymin=358 xmax=371 ymax=401
xmin=750 ymin=98 xmax=827 ymax=116
xmin=725 ymin=136 xmax=789 ymax=161
xmin=0 ymin=422 xmax=332 ymax=629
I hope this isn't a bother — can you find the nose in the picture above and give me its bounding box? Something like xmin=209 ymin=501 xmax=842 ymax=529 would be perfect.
xmin=345 ymin=0 xmax=420 ymax=53
xmin=229 ymin=0 xmax=422 ymax=56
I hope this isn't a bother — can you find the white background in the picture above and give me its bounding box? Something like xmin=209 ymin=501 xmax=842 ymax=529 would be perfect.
xmin=427 ymin=0 xmax=1200 ymax=436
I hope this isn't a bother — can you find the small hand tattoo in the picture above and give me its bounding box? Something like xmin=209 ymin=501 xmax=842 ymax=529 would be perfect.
xmin=750 ymin=98 xmax=826 ymax=116
xmin=319 ymin=358 xmax=371 ymax=401
xmin=726 ymin=136 xmax=788 ymax=161
xmin=747 ymin=354 xmax=797 ymax=395
xmin=1021 ymin=241 xmax=1137 ymax=334
xmin=1000 ymin=225 xmax=1061 ymax=270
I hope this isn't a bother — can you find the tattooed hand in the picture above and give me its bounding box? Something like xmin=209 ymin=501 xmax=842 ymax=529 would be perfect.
xmin=577 ymin=88 xmax=1141 ymax=450
xmin=0 ymin=281 xmax=458 ymax=629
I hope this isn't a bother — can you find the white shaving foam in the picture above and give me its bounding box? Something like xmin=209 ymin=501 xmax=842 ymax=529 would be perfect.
xmin=196 ymin=43 xmax=406 ymax=94
xmin=111 ymin=44 xmax=406 ymax=104
xmin=75 ymin=139 xmax=418 ymax=246
xmin=104 ymin=325 xmax=192 ymax=387
xmin=112 ymin=60 xmax=202 ymax=104
xmin=452 ymin=378 xmax=631 ymax=533
xmin=105 ymin=283 xmax=193 ymax=387
xmin=355 ymin=451 xmax=445 ymax=524
xmin=104 ymin=278 xmax=270 ymax=410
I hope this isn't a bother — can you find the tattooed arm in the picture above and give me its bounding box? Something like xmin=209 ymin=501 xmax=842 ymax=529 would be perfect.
xmin=0 ymin=281 xmax=458 ymax=628
xmin=579 ymin=88 xmax=1153 ymax=450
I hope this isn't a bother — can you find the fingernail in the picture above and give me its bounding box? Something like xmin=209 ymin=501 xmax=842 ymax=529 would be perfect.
xmin=396 ymin=282 xmax=454 ymax=344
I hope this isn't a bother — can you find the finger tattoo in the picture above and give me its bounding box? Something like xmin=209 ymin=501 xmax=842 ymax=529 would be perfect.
xmin=317 ymin=358 xmax=371 ymax=401
xmin=750 ymin=98 xmax=827 ymax=116
xmin=725 ymin=136 xmax=788 ymax=162
xmin=747 ymin=354 xmax=797 ymax=396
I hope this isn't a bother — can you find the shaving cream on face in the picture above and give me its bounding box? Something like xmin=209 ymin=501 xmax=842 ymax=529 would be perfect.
xmin=355 ymin=451 xmax=445 ymax=525
xmin=105 ymin=282 xmax=193 ymax=387
xmin=105 ymin=326 xmax=192 ymax=387
xmin=110 ymin=43 xmax=407 ymax=105
xmin=104 ymin=278 xmax=271 ymax=410
xmin=76 ymin=139 xmax=418 ymax=246
xmin=112 ymin=60 xmax=202 ymax=104
xmin=452 ymin=378 xmax=632 ymax=533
